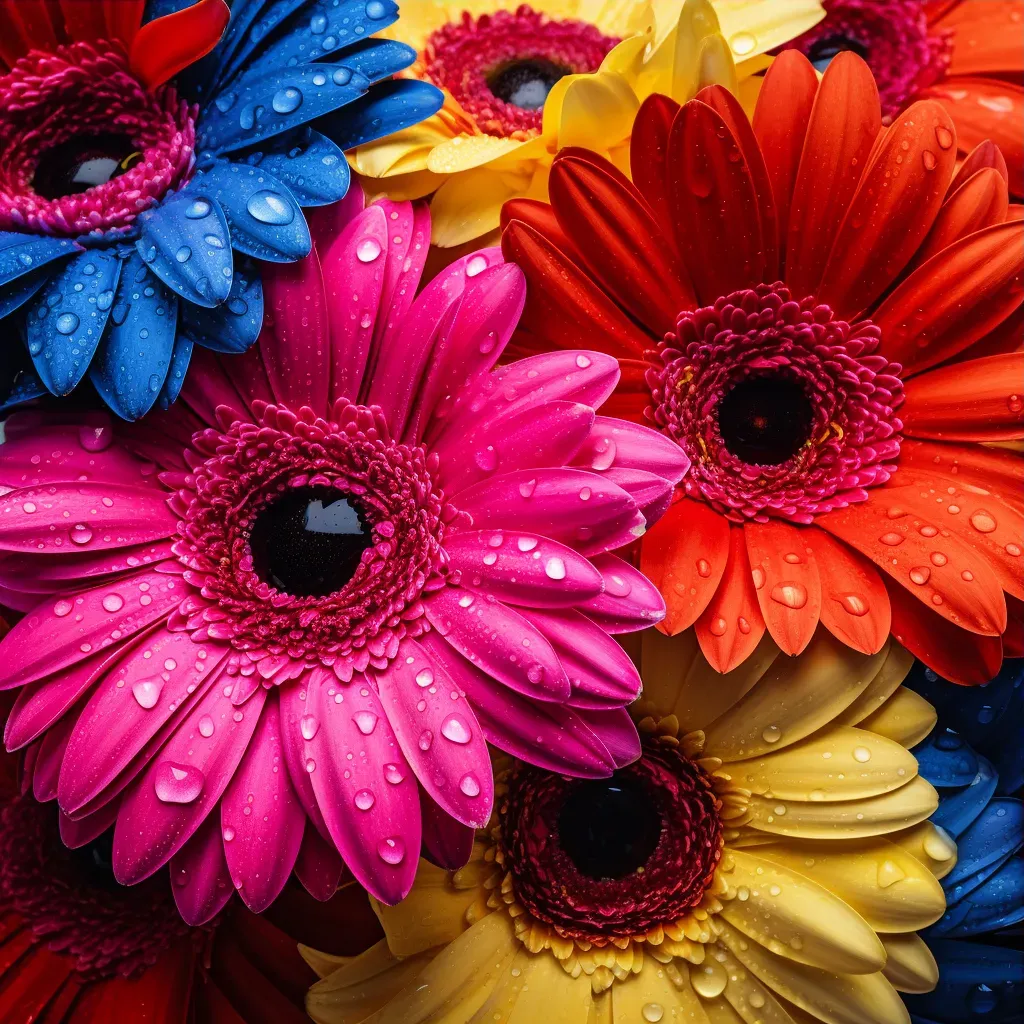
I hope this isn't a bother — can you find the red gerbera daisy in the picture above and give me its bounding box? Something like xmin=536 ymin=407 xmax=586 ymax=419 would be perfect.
xmin=501 ymin=50 xmax=1024 ymax=686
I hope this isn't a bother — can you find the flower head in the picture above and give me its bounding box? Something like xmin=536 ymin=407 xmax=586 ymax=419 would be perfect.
xmin=0 ymin=186 xmax=685 ymax=913
xmin=307 ymin=630 xmax=950 ymax=1024
xmin=352 ymin=0 xmax=826 ymax=246
xmin=502 ymin=50 xmax=1024 ymax=684
xmin=0 ymin=0 xmax=442 ymax=419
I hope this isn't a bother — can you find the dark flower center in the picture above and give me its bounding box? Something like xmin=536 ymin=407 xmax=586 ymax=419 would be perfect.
xmin=806 ymin=33 xmax=869 ymax=71
xmin=249 ymin=486 xmax=373 ymax=598
xmin=558 ymin=775 xmax=662 ymax=879
xmin=32 ymin=132 xmax=143 ymax=200
xmin=488 ymin=58 xmax=569 ymax=110
xmin=717 ymin=375 xmax=815 ymax=466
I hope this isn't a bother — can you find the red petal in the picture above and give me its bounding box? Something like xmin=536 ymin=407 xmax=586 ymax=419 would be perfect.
xmin=948 ymin=139 xmax=1009 ymax=195
xmin=935 ymin=0 xmax=1024 ymax=75
xmin=744 ymin=520 xmax=822 ymax=656
xmin=913 ymin=168 xmax=1010 ymax=267
xmin=640 ymin=497 xmax=730 ymax=635
xmin=955 ymin=303 xmax=1024 ymax=365
xmin=0 ymin=1 xmax=59 ymax=65
xmin=876 ymin=222 xmax=1024 ymax=374
xmin=819 ymin=100 xmax=958 ymax=318
xmin=103 ymin=0 xmax=144 ymax=45
xmin=899 ymin=438 xmax=1024 ymax=508
xmin=58 ymin=0 xmax=105 ymax=41
xmin=500 ymin=198 xmax=583 ymax=264
xmin=549 ymin=150 xmax=694 ymax=335
xmin=128 ymin=0 xmax=229 ymax=91
xmin=0 ymin=945 xmax=72 ymax=1024
xmin=806 ymin=526 xmax=891 ymax=654
xmin=785 ymin=53 xmax=881 ymax=299
xmin=1005 ymin=594 xmax=1024 ymax=657
xmin=694 ymin=526 xmax=766 ymax=672
xmin=752 ymin=49 xmax=819 ymax=267
xmin=886 ymin=577 xmax=1003 ymax=684
xmin=631 ymin=93 xmax=682 ymax=232
xmin=902 ymin=352 xmax=1024 ymax=441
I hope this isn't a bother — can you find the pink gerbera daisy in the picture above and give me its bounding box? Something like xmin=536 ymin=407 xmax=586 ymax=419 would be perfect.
xmin=0 ymin=186 xmax=686 ymax=916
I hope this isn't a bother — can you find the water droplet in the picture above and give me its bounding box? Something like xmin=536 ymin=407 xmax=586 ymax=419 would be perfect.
xmin=770 ymin=582 xmax=807 ymax=609
xmin=418 ymin=729 xmax=433 ymax=751
xmin=365 ymin=0 xmax=387 ymax=18
xmin=354 ymin=788 xmax=375 ymax=811
xmin=272 ymin=86 xmax=303 ymax=114
xmin=459 ymin=772 xmax=481 ymax=797
xmin=198 ymin=715 xmax=215 ymax=738
xmin=101 ymin=593 xmax=124 ymax=613
xmin=185 ymin=199 xmax=211 ymax=219
xmin=970 ymin=510 xmax=997 ymax=533
xmin=377 ymin=837 xmax=405 ymax=865
xmin=310 ymin=13 xmax=328 ymax=33
xmin=922 ymin=150 xmax=937 ymax=171
xmin=518 ymin=478 xmax=536 ymax=498
xmin=762 ymin=725 xmax=782 ymax=744
xmin=961 ymin=569 xmax=974 ymax=582
xmin=70 ymin=525 xmax=93 ymax=545
xmin=21 ymin=502 xmax=36 ymax=514
xmin=132 ymin=677 xmax=163 ymax=709
xmin=356 ymin=237 xmax=381 ymax=262
xmin=544 ymin=557 xmax=566 ymax=580
xmin=853 ymin=746 xmax=872 ymax=763
xmin=641 ymin=1004 xmax=664 ymax=1023
xmin=175 ymin=245 xmax=191 ymax=263
xmin=55 ymin=312 xmax=79 ymax=335
xmin=696 ymin=558 xmax=712 ymax=578
xmin=246 ymin=190 xmax=294 ymax=226
xmin=909 ymin=566 xmax=931 ymax=585
xmin=474 ymin=447 xmax=497 ymax=471
xmin=748 ymin=993 xmax=766 ymax=1010
xmin=441 ymin=714 xmax=472 ymax=744
xmin=332 ymin=67 xmax=352 ymax=86
xmin=935 ymin=126 xmax=953 ymax=149
xmin=737 ymin=616 xmax=751 ymax=633
xmin=353 ymin=710 xmax=378 ymax=735
xmin=466 ymin=255 xmax=488 ymax=277
xmin=222 ymin=826 xmax=235 ymax=841
xmin=709 ymin=617 xmax=727 ymax=637
xmin=384 ymin=763 xmax=405 ymax=784
xmin=305 ymin=758 xmax=316 ymax=773
xmin=730 ymin=30 xmax=757 ymax=56
xmin=1006 ymin=543 xmax=1021 ymax=557
xmin=578 ymin=487 xmax=591 ymax=501
xmin=154 ymin=761 xmax=204 ymax=803
xmin=920 ymin=524 xmax=938 ymax=538
xmin=97 ymin=289 xmax=113 ymax=311
xmin=879 ymin=532 xmax=904 ymax=546
xmin=53 ymin=599 xmax=73 ymax=617
xmin=300 ymin=714 xmax=319 ymax=740
xmin=1008 ymin=394 xmax=1023 ymax=414
xmin=877 ymin=859 xmax=906 ymax=888
xmin=78 ymin=424 xmax=112 ymax=452
xmin=838 ymin=593 xmax=869 ymax=616
xmin=923 ymin=825 xmax=956 ymax=861
xmin=751 ymin=567 xmax=766 ymax=590
xmin=930 ymin=551 xmax=948 ymax=566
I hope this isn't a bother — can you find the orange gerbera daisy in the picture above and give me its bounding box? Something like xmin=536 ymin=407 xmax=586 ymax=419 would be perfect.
xmin=501 ymin=50 xmax=1024 ymax=686
xmin=780 ymin=0 xmax=1024 ymax=196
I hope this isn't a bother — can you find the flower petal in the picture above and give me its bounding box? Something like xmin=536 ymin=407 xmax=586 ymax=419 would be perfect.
xmin=169 ymin=808 xmax=234 ymax=926
xmin=630 ymin=93 xmax=682 ymax=229
xmin=578 ymin=552 xmax=666 ymax=633
xmin=913 ymin=168 xmax=1009 ymax=268
xmin=0 ymin=232 xmax=79 ymax=289
xmin=294 ymin=824 xmax=344 ymax=902
xmin=421 ymin=798 xmax=475 ymax=871
xmin=181 ymin=258 xmax=263 ymax=355
xmin=253 ymin=128 xmax=350 ymax=207
xmin=128 ymin=0 xmax=228 ymax=90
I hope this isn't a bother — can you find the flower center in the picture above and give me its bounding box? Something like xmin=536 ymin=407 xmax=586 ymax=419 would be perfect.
xmin=805 ymin=32 xmax=869 ymax=71
xmin=717 ymin=375 xmax=815 ymax=466
xmin=32 ymin=132 xmax=143 ymax=200
xmin=487 ymin=58 xmax=569 ymax=110
xmin=249 ymin=487 xmax=374 ymax=598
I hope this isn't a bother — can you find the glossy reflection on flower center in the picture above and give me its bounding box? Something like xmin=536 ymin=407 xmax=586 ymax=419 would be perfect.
xmin=32 ymin=132 xmax=143 ymax=199
xmin=717 ymin=375 xmax=815 ymax=466
xmin=488 ymin=58 xmax=569 ymax=109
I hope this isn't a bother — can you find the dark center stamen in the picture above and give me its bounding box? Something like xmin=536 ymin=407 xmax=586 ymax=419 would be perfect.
xmin=249 ymin=486 xmax=373 ymax=598
xmin=806 ymin=33 xmax=870 ymax=71
xmin=557 ymin=774 xmax=662 ymax=880
xmin=32 ymin=132 xmax=142 ymax=199
xmin=717 ymin=375 xmax=815 ymax=466
xmin=488 ymin=58 xmax=569 ymax=109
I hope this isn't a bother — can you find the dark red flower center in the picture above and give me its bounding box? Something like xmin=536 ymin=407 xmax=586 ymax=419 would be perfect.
xmin=499 ymin=742 xmax=722 ymax=944
xmin=422 ymin=5 xmax=620 ymax=138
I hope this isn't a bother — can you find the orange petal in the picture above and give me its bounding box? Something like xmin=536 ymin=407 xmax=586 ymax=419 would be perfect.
xmin=912 ymin=168 xmax=1009 ymax=267
xmin=695 ymin=525 xmax=766 ymax=672
xmin=955 ymin=303 xmax=1024 ymax=366
xmin=785 ymin=53 xmax=881 ymax=300
xmin=817 ymin=492 xmax=1008 ymax=636
xmin=631 ymin=94 xmax=682 ymax=235
xmin=549 ymin=151 xmax=694 ymax=335
xmin=935 ymin=0 xmax=1024 ymax=75
xmin=501 ymin=219 xmax=651 ymax=360
xmin=902 ymin=352 xmax=1024 ymax=441
xmin=805 ymin=526 xmax=890 ymax=655
xmin=948 ymin=139 xmax=1009 ymax=195
xmin=752 ymin=49 xmax=818 ymax=267
xmin=885 ymin=577 xmax=1003 ymax=684
xmin=667 ymin=99 xmax=764 ymax=304
xmin=103 ymin=0 xmax=144 ymax=45
xmin=640 ymin=498 xmax=731 ymax=635
xmin=1009 ymin=203 xmax=1024 ymax=220
xmin=875 ymin=222 xmax=1024 ymax=374
xmin=899 ymin=437 xmax=1024 ymax=509
xmin=743 ymin=520 xmax=822 ymax=656
xmin=128 ymin=0 xmax=229 ymax=91
xmin=819 ymin=100 xmax=957 ymax=319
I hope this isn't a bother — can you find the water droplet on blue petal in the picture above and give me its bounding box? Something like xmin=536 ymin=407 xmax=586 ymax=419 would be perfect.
xmin=332 ymin=67 xmax=352 ymax=86
xmin=246 ymin=190 xmax=294 ymax=225
xmin=185 ymin=200 xmax=211 ymax=220
xmin=365 ymin=1 xmax=387 ymax=18
xmin=55 ymin=312 xmax=79 ymax=335
xmin=272 ymin=87 xmax=303 ymax=114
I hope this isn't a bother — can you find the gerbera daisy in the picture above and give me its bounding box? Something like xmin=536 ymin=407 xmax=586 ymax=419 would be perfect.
xmin=306 ymin=627 xmax=951 ymax=1024
xmin=0 ymin=184 xmax=685 ymax=913
xmin=352 ymin=0 xmax=826 ymax=246
xmin=502 ymin=49 xmax=1024 ymax=685
xmin=0 ymin=0 xmax=442 ymax=419
xmin=781 ymin=0 xmax=1024 ymax=196
xmin=0 ymin=748 xmax=382 ymax=1024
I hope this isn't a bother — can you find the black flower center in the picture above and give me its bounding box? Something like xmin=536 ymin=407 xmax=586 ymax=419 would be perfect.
xmin=717 ymin=375 xmax=815 ymax=466
xmin=557 ymin=774 xmax=662 ymax=880
xmin=32 ymin=132 xmax=143 ymax=199
xmin=806 ymin=33 xmax=869 ymax=72
xmin=249 ymin=486 xmax=373 ymax=598
xmin=488 ymin=58 xmax=569 ymax=109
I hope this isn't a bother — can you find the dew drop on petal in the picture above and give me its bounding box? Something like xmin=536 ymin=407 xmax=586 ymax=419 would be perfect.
xmin=353 ymin=710 xmax=378 ymax=735
xmin=132 ymin=677 xmax=163 ymax=709
xmin=53 ymin=599 xmax=73 ymax=617
xmin=440 ymin=714 xmax=472 ymax=744
xmin=641 ymin=1004 xmax=664 ymax=1023
xmin=300 ymin=714 xmax=320 ymax=740
xmin=762 ymin=725 xmax=782 ymax=744
xmin=418 ymin=729 xmax=433 ymax=751
xmin=384 ymin=763 xmax=405 ymax=784
xmin=838 ymin=593 xmax=868 ymax=616
xmin=769 ymin=582 xmax=807 ymax=609
xmin=544 ymin=557 xmax=566 ymax=580
xmin=356 ymin=238 xmax=382 ymax=262
xmin=354 ymin=788 xmax=375 ymax=811
xmin=465 ymin=255 xmax=488 ymax=277
xmin=198 ymin=715 xmax=215 ymax=738
xmin=459 ymin=772 xmax=481 ymax=797
xmin=377 ymin=837 xmax=406 ymax=865
xmin=154 ymin=761 xmax=204 ymax=804
xmin=909 ymin=566 xmax=931 ymax=586
xmin=970 ymin=510 xmax=997 ymax=533
xmin=415 ymin=668 xmax=434 ymax=688
xmin=101 ymin=593 xmax=124 ymax=612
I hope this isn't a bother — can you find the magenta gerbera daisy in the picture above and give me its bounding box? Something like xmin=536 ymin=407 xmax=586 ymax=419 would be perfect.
xmin=0 ymin=185 xmax=685 ymax=913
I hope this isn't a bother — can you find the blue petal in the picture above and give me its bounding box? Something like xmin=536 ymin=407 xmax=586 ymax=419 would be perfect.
xmin=198 ymin=162 xmax=311 ymax=262
xmin=158 ymin=332 xmax=194 ymax=410
xmin=945 ymin=797 xmax=1024 ymax=888
xmin=915 ymin=728 xmax=980 ymax=788
xmin=26 ymin=250 xmax=121 ymax=396
xmin=89 ymin=252 xmax=180 ymax=421
xmin=317 ymin=79 xmax=444 ymax=151
xmin=182 ymin=258 xmax=263 ymax=353
xmin=0 ymin=364 xmax=47 ymax=414
xmin=931 ymin=753 xmax=999 ymax=838
xmin=942 ymin=857 xmax=1024 ymax=937
xmin=136 ymin=189 xmax=233 ymax=308
xmin=0 ymin=232 xmax=79 ymax=288
xmin=198 ymin=64 xmax=370 ymax=158
xmin=327 ymin=39 xmax=417 ymax=85
xmin=0 ymin=268 xmax=49 ymax=319
xmin=905 ymin=940 xmax=1024 ymax=1024
xmin=246 ymin=128 xmax=349 ymax=206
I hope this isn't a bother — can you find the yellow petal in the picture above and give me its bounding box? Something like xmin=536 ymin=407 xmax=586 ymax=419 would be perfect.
xmin=697 ymin=994 xmax=745 ymax=1024
xmin=300 ymin=945 xmax=353 ymax=980
xmin=696 ymin=32 xmax=738 ymax=93
xmin=746 ymin=776 xmax=938 ymax=840
xmin=477 ymin=946 xmax=594 ymax=1024
xmin=579 ymin=0 xmax=657 ymax=37
xmin=429 ymin=165 xmax=530 ymax=247
xmin=611 ymin=961 xmax=712 ymax=1023
xmin=350 ymin=115 xmax=457 ymax=177
xmin=726 ymin=726 xmax=919 ymax=802
xmin=707 ymin=943 xmax=808 ymax=1023
xmin=858 ymin=687 xmax=938 ymax=749
xmin=702 ymin=631 xmax=889 ymax=762
xmin=358 ymin=168 xmax=445 ymax=202
xmin=881 ymin=933 xmax=939 ymax=994
xmin=834 ymin=643 xmax=913 ymax=728
xmin=556 ymin=72 xmax=640 ymax=152
xmin=754 ymin=838 xmax=947 ymax=932
xmin=714 ymin=0 xmax=826 ymax=60
xmin=426 ymin=134 xmax=527 ymax=175
xmin=670 ymin=0 xmax=724 ymax=102
xmin=716 ymin=921 xmax=910 ymax=1024
xmin=720 ymin=849 xmax=886 ymax=974
xmin=888 ymin=821 xmax=958 ymax=880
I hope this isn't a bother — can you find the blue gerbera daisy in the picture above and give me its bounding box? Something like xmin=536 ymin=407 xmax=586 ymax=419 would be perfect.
xmin=0 ymin=0 xmax=441 ymax=419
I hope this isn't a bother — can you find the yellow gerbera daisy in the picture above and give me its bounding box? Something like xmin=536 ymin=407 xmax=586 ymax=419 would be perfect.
xmin=305 ymin=630 xmax=955 ymax=1024
xmin=352 ymin=0 xmax=826 ymax=246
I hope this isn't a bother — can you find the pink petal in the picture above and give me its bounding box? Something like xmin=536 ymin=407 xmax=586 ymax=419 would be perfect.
xmin=0 ymin=483 xmax=176 ymax=554
xmin=169 ymin=809 xmax=235 ymax=926
xmin=424 ymin=587 xmax=570 ymax=702
xmin=309 ymin=179 xmax=365 ymax=254
xmin=298 ymin=667 xmax=421 ymax=905
xmin=278 ymin=681 xmax=333 ymax=841
xmin=455 ymin=468 xmax=645 ymax=557
xmin=176 ymin=348 xmax=249 ymax=429
xmin=524 ymin=608 xmax=642 ymax=709
xmin=579 ymin=554 xmax=666 ymax=633
xmin=600 ymin=467 xmax=676 ymax=524
xmin=217 ymin=347 xmax=277 ymax=421
xmin=0 ymin=569 xmax=181 ymax=691
xmin=375 ymin=639 xmax=493 ymax=829
xmin=579 ymin=707 xmax=641 ymax=769
xmin=444 ymin=530 xmax=604 ymax=610
xmin=421 ymin=794 xmax=475 ymax=871
xmin=434 ymin=400 xmax=594 ymax=496
xmin=60 ymin=799 xmax=119 ymax=849
xmin=293 ymin=822 xmax=344 ymax=902
xmin=220 ymin=693 xmax=305 ymax=913
xmin=32 ymin=709 xmax=76 ymax=802
xmin=111 ymin=682 xmax=267 ymax=885
xmin=373 ymin=200 xmax=430 ymax=357
xmin=571 ymin=416 xmax=689 ymax=488
xmin=0 ymin=543 xmax=175 ymax=592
